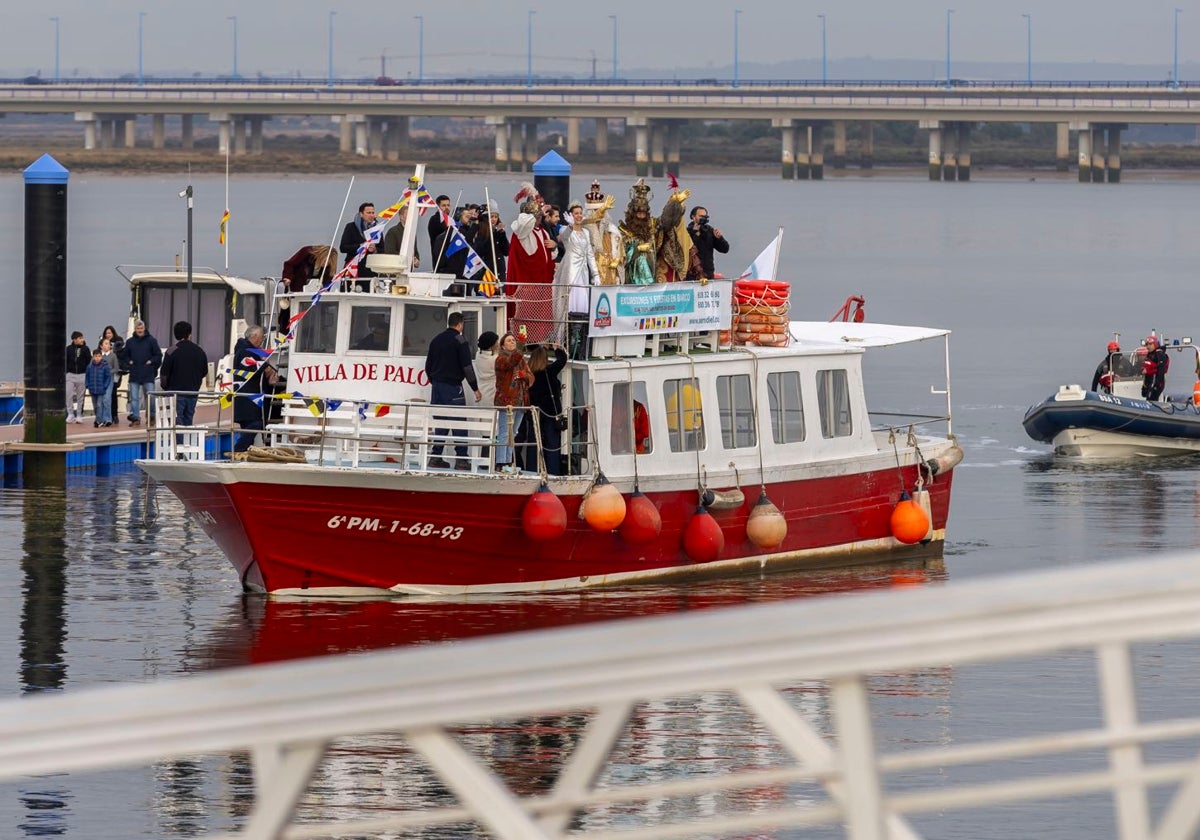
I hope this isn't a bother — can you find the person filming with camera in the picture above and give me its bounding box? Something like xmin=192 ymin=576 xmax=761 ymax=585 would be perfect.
xmin=528 ymin=341 xmax=569 ymax=475
xmin=686 ymin=205 xmax=730 ymax=281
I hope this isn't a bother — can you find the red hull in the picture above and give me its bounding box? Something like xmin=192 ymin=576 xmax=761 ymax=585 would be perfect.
xmin=163 ymin=463 xmax=952 ymax=594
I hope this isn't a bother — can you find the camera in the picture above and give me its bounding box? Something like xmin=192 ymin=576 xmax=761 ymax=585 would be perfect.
xmin=697 ymin=215 xmax=710 ymax=226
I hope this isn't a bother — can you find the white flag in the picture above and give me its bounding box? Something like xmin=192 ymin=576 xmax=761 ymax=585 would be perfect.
xmin=738 ymin=229 xmax=782 ymax=281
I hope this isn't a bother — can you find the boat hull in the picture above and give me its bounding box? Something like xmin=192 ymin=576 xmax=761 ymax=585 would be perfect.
xmin=143 ymin=455 xmax=955 ymax=596
xmin=1023 ymin=387 xmax=1200 ymax=457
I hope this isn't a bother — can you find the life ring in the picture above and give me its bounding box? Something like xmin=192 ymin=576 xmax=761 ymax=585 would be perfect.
xmin=735 ymin=279 xmax=790 ymax=293
xmin=737 ymin=313 xmax=789 ymax=326
xmin=754 ymin=333 xmax=790 ymax=346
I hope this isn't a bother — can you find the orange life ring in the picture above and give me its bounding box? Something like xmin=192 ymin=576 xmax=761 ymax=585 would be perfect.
xmin=738 ymin=313 xmax=789 ymax=326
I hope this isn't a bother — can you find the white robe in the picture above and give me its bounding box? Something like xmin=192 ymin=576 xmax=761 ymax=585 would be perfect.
xmin=556 ymin=226 xmax=600 ymax=315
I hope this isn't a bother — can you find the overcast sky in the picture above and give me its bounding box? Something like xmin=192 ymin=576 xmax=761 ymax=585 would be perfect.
xmin=4 ymin=0 xmax=1194 ymax=81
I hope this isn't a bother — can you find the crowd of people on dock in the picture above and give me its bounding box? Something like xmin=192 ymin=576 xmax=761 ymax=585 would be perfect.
xmin=64 ymin=319 xmax=208 ymax=429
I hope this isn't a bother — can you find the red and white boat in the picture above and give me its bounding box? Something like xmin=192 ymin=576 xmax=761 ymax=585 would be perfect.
xmin=138 ymin=169 xmax=962 ymax=596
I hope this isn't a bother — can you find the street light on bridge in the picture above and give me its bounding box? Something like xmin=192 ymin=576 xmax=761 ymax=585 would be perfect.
xmin=326 ymin=10 xmax=336 ymax=87
xmin=137 ymin=11 xmax=147 ymax=87
xmin=944 ymin=8 xmax=954 ymax=88
xmin=414 ymin=15 xmax=424 ymax=82
xmin=609 ymin=15 xmax=618 ymax=81
xmin=49 ymin=17 xmax=60 ymax=83
xmin=527 ymin=10 xmax=535 ymax=89
xmin=1173 ymin=7 xmax=1182 ymax=90
xmin=227 ymin=16 xmax=238 ymax=79
xmin=817 ymin=13 xmax=827 ymax=83
xmin=733 ymin=9 xmax=742 ymax=89
xmin=1022 ymin=13 xmax=1031 ymax=84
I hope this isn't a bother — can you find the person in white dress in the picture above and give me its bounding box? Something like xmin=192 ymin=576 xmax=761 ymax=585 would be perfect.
xmin=554 ymin=201 xmax=600 ymax=360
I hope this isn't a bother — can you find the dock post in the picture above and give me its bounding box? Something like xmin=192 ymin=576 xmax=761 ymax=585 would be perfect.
xmin=1106 ymin=125 xmax=1123 ymax=183
xmin=22 ymin=154 xmax=69 ymax=450
xmin=533 ymin=150 xmax=571 ymax=218
xmin=923 ymin=121 xmax=942 ymax=181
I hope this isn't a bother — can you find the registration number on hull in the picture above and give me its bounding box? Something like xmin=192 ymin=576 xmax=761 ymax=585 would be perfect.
xmin=326 ymin=515 xmax=464 ymax=540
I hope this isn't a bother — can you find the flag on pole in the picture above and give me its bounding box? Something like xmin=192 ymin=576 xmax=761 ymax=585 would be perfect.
xmin=219 ymin=209 xmax=230 ymax=245
xmin=738 ymin=231 xmax=782 ymax=281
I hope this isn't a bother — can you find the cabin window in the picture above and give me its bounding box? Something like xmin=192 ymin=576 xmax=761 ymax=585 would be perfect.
xmin=349 ymin=306 xmax=391 ymax=352
xmin=817 ymin=369 xmax=853 ymax=438
xmin=767 ymin=371 xmax=805 ymax=444
xmin=295 ymin=301 xmax=338 ymax=354
xmin=401 ymin=304 xmax=451 ymax=357
xmin=664 ymin=378 xmax=705 ymax=452
xmin=611 ymin=382 xmax=652 ymax=455
xmin=717 ymin=374 xmax=756 ymax=449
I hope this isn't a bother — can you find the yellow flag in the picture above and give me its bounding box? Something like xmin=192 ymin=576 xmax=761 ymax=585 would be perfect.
xmin=219 ymin=391 xmax=234 ymax=409
xmin=219 ymin=209 xmax=230 ymax=245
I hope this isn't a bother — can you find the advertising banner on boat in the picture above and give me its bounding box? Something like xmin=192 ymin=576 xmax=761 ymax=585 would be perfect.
xmin=589 ymin=280 xmax=732 ymax=337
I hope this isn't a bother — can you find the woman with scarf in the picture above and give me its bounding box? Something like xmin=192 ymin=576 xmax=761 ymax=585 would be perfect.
xmin=493 ymin=332 xmax=533 ymax=473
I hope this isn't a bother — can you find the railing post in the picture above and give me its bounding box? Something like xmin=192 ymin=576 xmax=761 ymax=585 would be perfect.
xmin=1097 ymin=642 xmax=1150 ymax=840
xmin=831 ymin=676 xmax=886 ymax=840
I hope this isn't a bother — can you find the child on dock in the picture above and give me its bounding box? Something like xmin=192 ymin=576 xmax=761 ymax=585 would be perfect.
xmin=85 ymin=349 xmax=114 ymax=427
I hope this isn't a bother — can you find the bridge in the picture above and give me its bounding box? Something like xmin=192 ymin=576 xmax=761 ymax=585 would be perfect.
xmin=2 ymin=554 xmax=1200 ymax=838
xmin=5 ymin=79 xmax=1200 ymax=181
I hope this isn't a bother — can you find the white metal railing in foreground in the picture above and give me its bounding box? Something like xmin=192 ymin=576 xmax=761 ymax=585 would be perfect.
xmin=4 ymin=556 xmax=1200 ymax=839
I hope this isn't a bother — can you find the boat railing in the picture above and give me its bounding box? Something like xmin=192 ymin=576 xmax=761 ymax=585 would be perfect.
xmin=868 ymin=411 xmax=951 ymax=434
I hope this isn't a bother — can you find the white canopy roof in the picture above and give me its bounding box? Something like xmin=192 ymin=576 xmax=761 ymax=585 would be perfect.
xmin=126 ymin=270 xmax=266 ymax=297
xmin=788 ymin=321 xmax=951 ymax=349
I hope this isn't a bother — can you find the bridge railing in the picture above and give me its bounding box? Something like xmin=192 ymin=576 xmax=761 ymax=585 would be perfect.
xmin=1 ymin=554 xmax=1199 ymax=839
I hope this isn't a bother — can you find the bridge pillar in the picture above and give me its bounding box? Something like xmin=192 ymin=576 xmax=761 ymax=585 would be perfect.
xmin=942 ymin=123 xmax=958 ymax=182
xmin=368 ymin=118 xmax=385 ymax=159
xmin=649 ymin=122 xmax=665 ymax=178
xmin=774 ymin=118 xmax=796 ymax=180
xmin=796 ymin=124 xmax=811 ymax=179
xmin=832 ymin=120 xmax=847 ymax=169
xmin=391 ymin=115 xmax=410 ymax=153
xmin=666 ymin=121 xmax=681 ymax=177
xmin=180 ymin=114 xmax=194 ymax=150
xmin=595 ymin=117 xmax=609 ymax=155
xmin=74 ymin=113 xmax=97 ymax=150
xmin=923 ymin=121 xmax=942 ymax=181
xmin=861 ymin=121 xmax=875 ymax=169
xmin=566 ymin=117 xmax=580 ymax=156
xmin=1056 ymin=123 xmax=1070 ymax=172
xmin=956 ymin=123 xmax=972 ymax=181
xmin=250 ymin=117 xmax=264 ymax=155
xmin=1106 ymin=125 xmax=1123 ymax=183
xmin=115 ymin=119 xmax=132 ymax=149
xmin=233 ymin=118 xmax=248 ymax=156
xmin=354 ymin=119 xmax=369 ymax=157
xmin=1076 ymin=125 xmax=1092 ymax=183
xmin=337 ymin=115 xmax=353 ymax=154
xmin=524 ymin=120 xmax=540 ymax=172
xmin=511 ymin=120 xmax=526 ymax=172
xmin=1091 ymin=127 xmax=1105 ymax=183
xmin=630 ymin=118 xmax=649 ymax=177
xmin=210 ymin=113 xmax=231 ymax=156
xmin=810 ymin=122 xmax=826 ymax=180
xmin=151 ymin=115 xmax=165 ymax=150
xmin=486 ymin=116 xmax=508 ymax=171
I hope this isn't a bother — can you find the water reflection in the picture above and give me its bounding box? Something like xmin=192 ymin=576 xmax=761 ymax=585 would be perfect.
xmin=19 ymin=464 xmax=69 ymax=837
xmin=194 ymin=560 xmax=946 ymax=669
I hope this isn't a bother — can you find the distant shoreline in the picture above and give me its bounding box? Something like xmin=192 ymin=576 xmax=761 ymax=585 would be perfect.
xmin=5 ymin=145 xmax=1200 ymax=181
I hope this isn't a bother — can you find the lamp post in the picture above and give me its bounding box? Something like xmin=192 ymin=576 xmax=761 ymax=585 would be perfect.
xmin=227 ymin=16 xmax=238 ymax=79
xmin=137 ymin=11 xmax=146 ymax=86
xmin=414 ymin=15 xmax=424 ymax=82
xmin=733 ymin=9 xmax=742 ymax=89
xmin=945 ymin=8 xmax=954 ymax=88
xmin=1173 ymin=7 xmax=1182 ymax=89
xmin=526 ymin=9 xmax=535 ymax=88
xmin=818 ymin=13 xmax=827 ymax=83
xmin=327 ymin=10 xmax=336 ymax=87
xmin=609 ymin=15 xmax=618 ymax=81
xmin=49 ymin=17 xmax=60 ymax=83
xmin=1022 ymin=13 xmax=1031 ymax=84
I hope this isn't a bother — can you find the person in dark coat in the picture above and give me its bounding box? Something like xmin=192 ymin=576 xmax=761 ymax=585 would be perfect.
xmin=338 ymin=202 xmax=377 ymax=291
xmin=125 ymin=320 xmax=162 ymax=426
xmin=232 ymin=325 xmax=278 ymax=453
xmin=65 ymin=330 xmax=90 ymax=424
xmin=423 ymin=312 xmax=480 ymax=469
xmin=98 ymin=325 xmax=126 ymax=422
xmin=1090 ymin=340 xmax=1134 ymax=394
xmin=528 ymin=343 xmax=568 ymax=474
xmin=686 ymin=206 xmax=730 ymax=280
xmin=159 ymin=320 xmax=210 ymax=427
xmin=282 ymin=245 xmax=338 ymax=293
xmin=1141 ymin=335 xmax=1170 ymax=402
